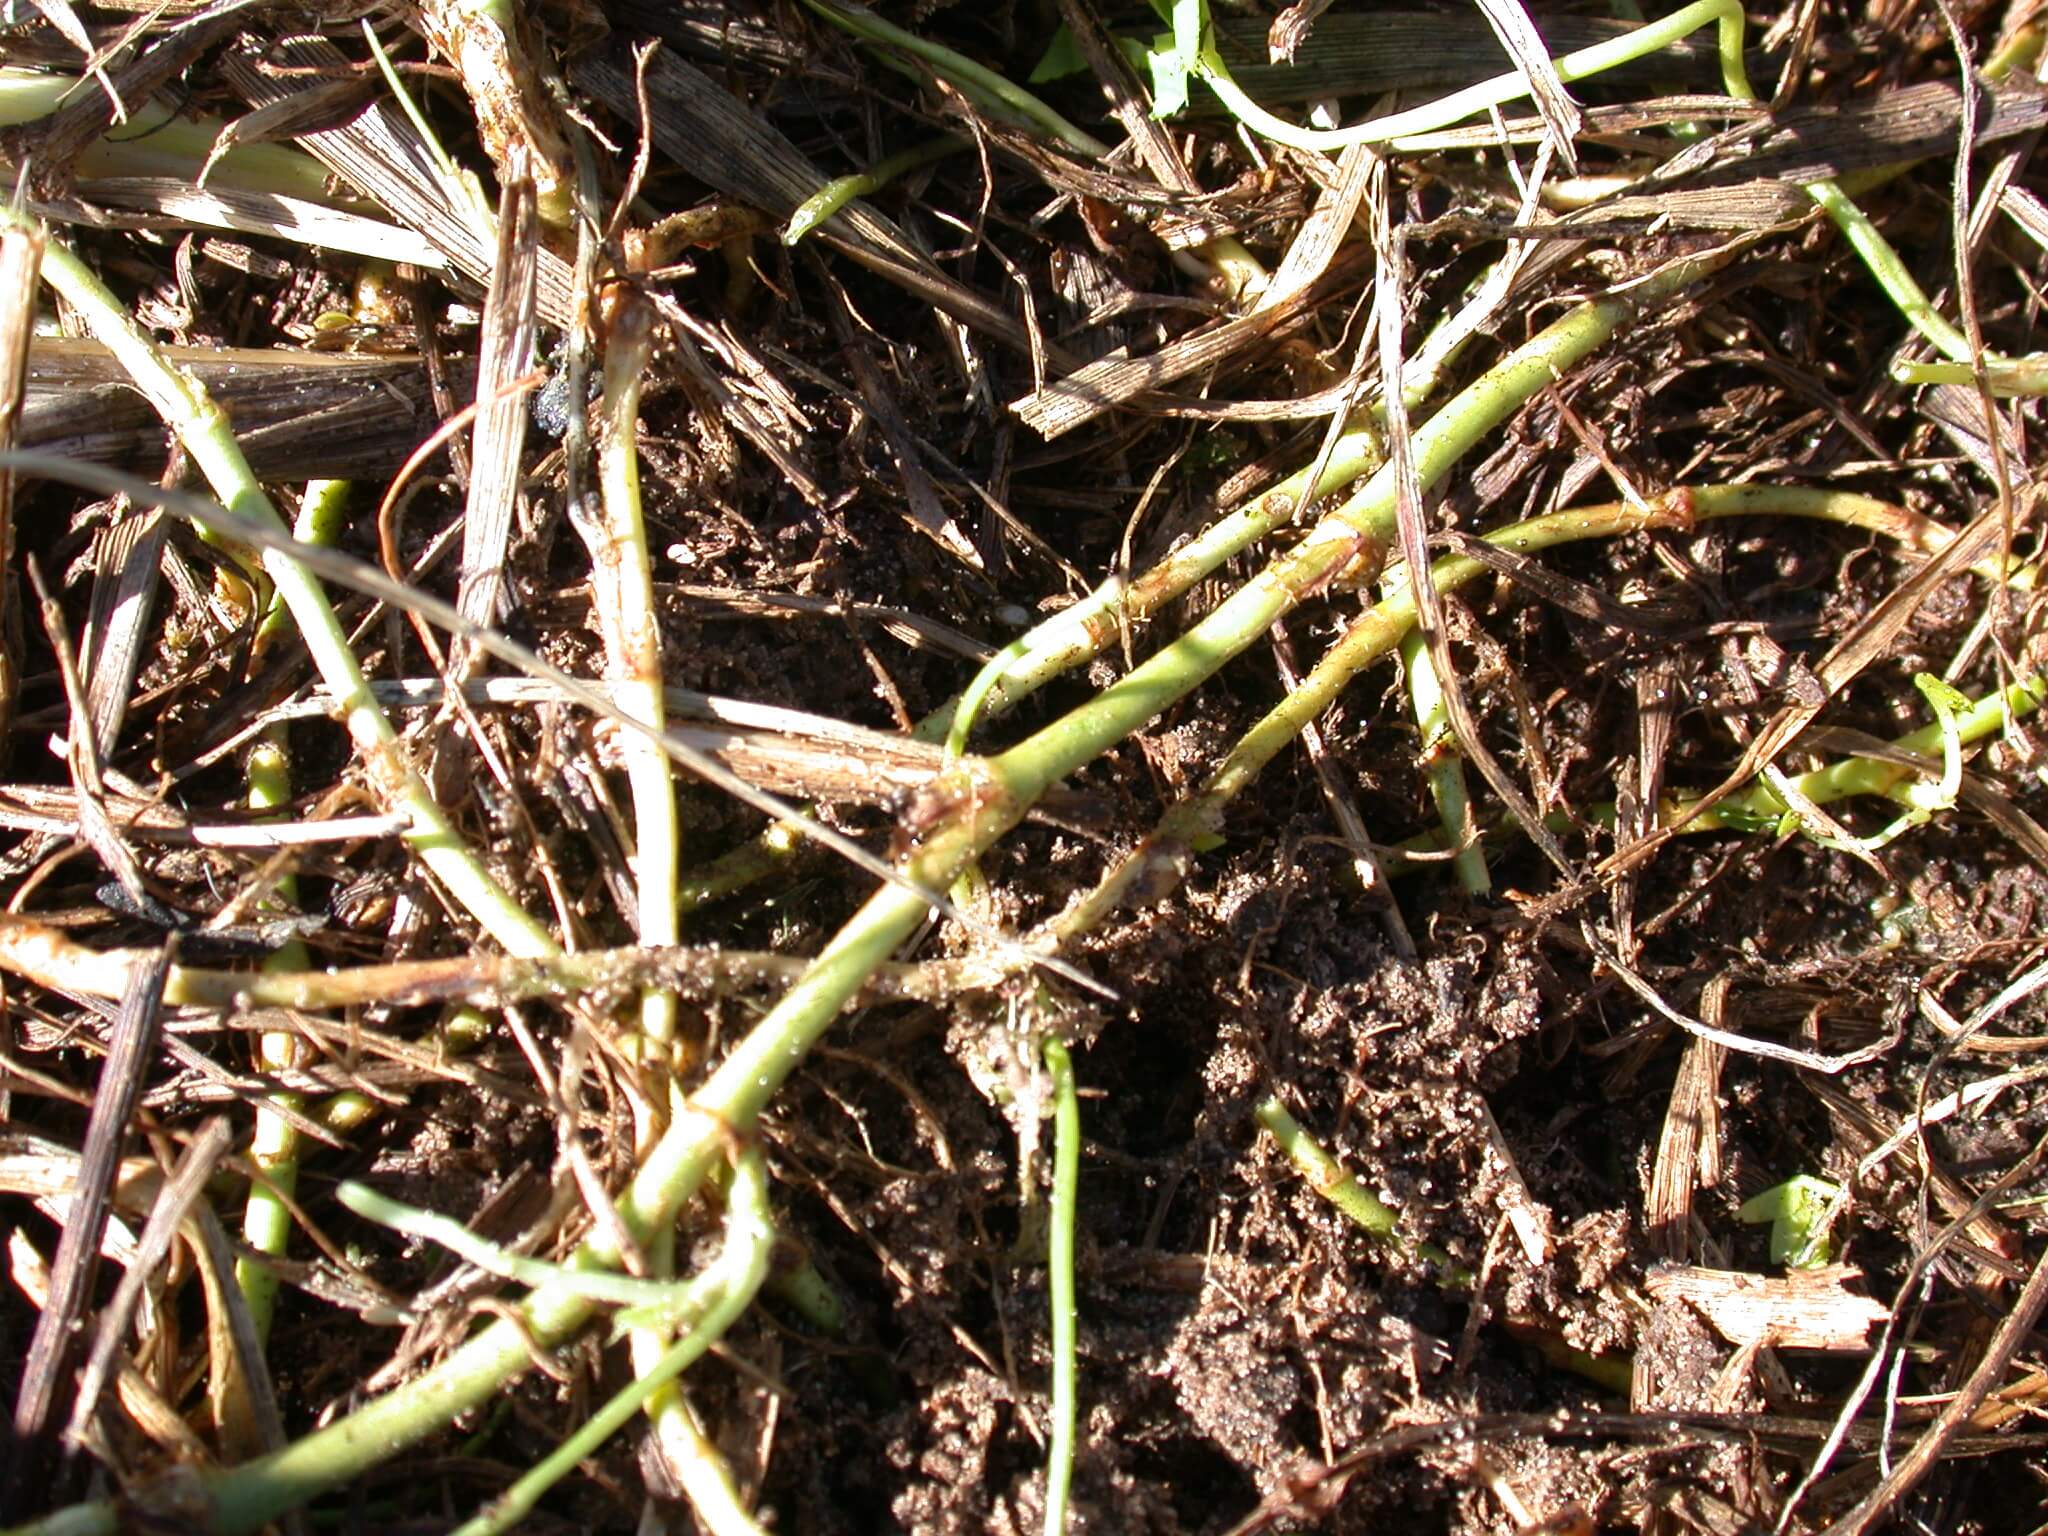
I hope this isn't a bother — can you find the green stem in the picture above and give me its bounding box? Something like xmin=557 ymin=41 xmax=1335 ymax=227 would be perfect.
xmin=1253 ymin=1096 xmax=1470 ymax=1280
xmin=234 ymin=736 xmax=308 ymax=1345
xmin=1893 ymin=357 xmax=2048 ymax=396
xmin=1041 ymin=1035 xmax=1080 ymax=1536
xmin=676 ymin=816 xmax=807 ymax=915
xmin=1253 ymin=1096 xmax=1398 ymax=1240
xmin=0 ymin=209 xmax=556 ymax=960
xmin=585 ymin=292 xmax=680 ymax=1051
xmin=446 ymin=1144 xmax=773 ymax=1536
xmin=1682 ymin=674 xmax=2048 ymax=832
xmin=938 ymin=251 xmax=1523 ymax=755
xmin=786 ymin=136 xmax=968 ymax=245
xmin=0 ymin=70 xmax=349 ymax=203
xmin=798 ymin=0 xmax=1110 ymax=155
xmin=0 ymin=196 xmax=1739 ymax=1536
xmin=241 ymin=475 xmax=351 ymax=1341
xmin=1193 ymin=0 xmax=1751 ymax=153
xmin=1398 ymin=619 xmax=1490 ymax=895
xmin=1069 ymin=484 xmax=2029 ymax=930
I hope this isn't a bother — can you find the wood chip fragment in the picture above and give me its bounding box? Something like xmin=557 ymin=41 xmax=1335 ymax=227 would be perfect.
xmin=1646 ymin=1262 xmax=1889 ymax=1351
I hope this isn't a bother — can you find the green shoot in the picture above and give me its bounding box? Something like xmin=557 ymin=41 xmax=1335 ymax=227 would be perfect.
xmin=443 ymin=1144 xmax=774 ymax=1536
xmin=1785 ymin=674 xmax=1970 ymax=856
xmin=1738 ymin=1174 xmax=1841 ymax=1269
xmin=1253 ymin=1096 xmax=1474 ymax=1282
xmin=1397 ymin=612 xmax=1490 ymax=895
xmin=1041 ymin=1035 xmax=1080 ymax=1536
xmin=785 ymin=137 xmax=968 ymax=246
xmin=233 ymin=735 xmax=311 ymax=1345
xmin=336 ymin=1181 xmax=717 ymax=1321
xmin=1254 ymin=1095 xmax=1400 ymax=1243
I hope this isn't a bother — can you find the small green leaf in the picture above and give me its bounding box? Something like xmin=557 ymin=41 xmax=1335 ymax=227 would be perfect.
xmin=1738 ymin=1174 xmax=1840 ymax=1269
xmin=1146 ymin=30 xmax=1191 ymax=117
xmin=1913 ymin=672 xmax=1970 ymax=718
xmin=1145 ymin=0 xmax=1207 ymax=118
xmin=1029 ymin=24 xmax=1087 ymax=84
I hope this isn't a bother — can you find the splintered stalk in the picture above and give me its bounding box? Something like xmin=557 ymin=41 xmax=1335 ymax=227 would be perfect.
xmin=413 ymin=0 xmax=574 ymax=228
xmin=1041 ymin=1035 xmax=1080 ymax=1536
xmin=0 ymin=208 xmax=555 ymax=959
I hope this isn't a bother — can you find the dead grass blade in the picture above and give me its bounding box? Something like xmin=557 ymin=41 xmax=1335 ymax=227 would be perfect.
xmin=79 ymin=502 xmax=166 ymax=759
xmin=1646 ymin=1025 xmax=1724 ymax=1263
xmin=1014 ymin=240 xmax=1372 ymax=438
xmin=3 ymin=941 xmax=171 ymax=1515
xmin=51 ymin=178 xmax=444 ymax=266
xmin=21 ymin=336 xmax=470 ymax=481
xmin=5 ymin=1230 xmax=210 ymax=1464
xmin=1469 ymin=0 xmax=1583 ymax=174
xmin=65 ymin=1115 xmax=232 ymax=1452
xmin=451 ymin=164 xmax=539 ymax=676
xmin=1823 ymin=1243 xmax=2048 ymax=1536
xmin=1211 ymin=8 xmax=1714 ymax=106
xmin=1644 ymin=1263 xmax=1889 ymax=1351
xmin=217 ymin=36 xmax=574 ymax=326
xmin=1051 ymin=0 xmax=1202 ymax=196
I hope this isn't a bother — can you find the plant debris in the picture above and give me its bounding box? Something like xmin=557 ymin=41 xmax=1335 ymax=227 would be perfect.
xmin=3 ymin=3 xmax=2048 ymax=1533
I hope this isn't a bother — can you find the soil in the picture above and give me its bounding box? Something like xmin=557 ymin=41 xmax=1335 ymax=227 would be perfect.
xmin=4 ymin=3 xmax=2048 ymax=1534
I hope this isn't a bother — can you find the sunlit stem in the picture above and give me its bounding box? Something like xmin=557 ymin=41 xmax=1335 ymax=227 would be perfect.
xmin=0 ymin=216 xmax=1743 ymax=1536
xmin=1398 ymin=622 xmax=1490 ymax=894
xmin=444 ymin=1145 xmax=774 ymax=1536
xmin=0 ymin=209 xmax=555 ymax=959
xmin=585 ymin=292 xmax=680 ymax=1053
xmin=1197 ymin=0 xmax=2004 ymax=365
xmin=1041 ymin=1034 xmax=1080 ymax=1536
